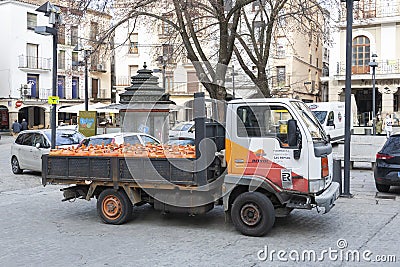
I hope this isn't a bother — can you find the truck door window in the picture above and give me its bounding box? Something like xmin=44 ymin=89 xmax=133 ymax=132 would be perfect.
xmin=237 ymin=105 xmax=294 ymax=146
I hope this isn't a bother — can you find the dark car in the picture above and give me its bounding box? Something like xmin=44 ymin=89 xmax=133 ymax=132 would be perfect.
xmin=374 ymin=134 xmax=400 ymax=192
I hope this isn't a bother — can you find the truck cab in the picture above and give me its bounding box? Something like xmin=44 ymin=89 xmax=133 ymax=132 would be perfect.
xmin=223 ymin=99 xmax=339 ymax=235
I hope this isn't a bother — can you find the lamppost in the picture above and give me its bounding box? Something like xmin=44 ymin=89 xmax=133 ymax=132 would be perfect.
xmin=34 ymin=1 xmax=62 ymax=149
xmin=369 ymin=54 xmax=378 ymax=135
xmin=157 ymin=55 xmax=168 ymax=91
xmin=341 ymin=0 xmax=359 ymax=197
xmin=74 ymin=44 xmax=92 ymax=111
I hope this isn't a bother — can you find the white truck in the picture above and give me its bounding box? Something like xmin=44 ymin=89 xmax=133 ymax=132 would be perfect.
xmin=42 ymin=93 xmax=340 ymax=236
xmin=307 ymin=102 xmax=349 ymax=143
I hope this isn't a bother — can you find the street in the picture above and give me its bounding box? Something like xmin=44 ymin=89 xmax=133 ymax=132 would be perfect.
xmin=0 ymin=134 xmax=399 ymax=266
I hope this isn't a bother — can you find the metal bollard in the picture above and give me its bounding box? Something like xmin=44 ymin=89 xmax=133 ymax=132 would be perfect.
xmin=333 ymin=159 xmax=343 ymax=195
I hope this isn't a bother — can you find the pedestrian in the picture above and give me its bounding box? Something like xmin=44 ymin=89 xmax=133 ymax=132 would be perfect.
xmin=11 ymin=120 xmax=21 ymax=137
xmin=376 ymin=117 xmax=383 ymax=135
xmin=20 ymin=118 xmax=28 ymax=131
xmin=383 ymin=113 xmax=393 ymax=138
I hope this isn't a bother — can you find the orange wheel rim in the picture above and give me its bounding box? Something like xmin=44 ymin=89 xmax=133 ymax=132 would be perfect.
xmin=102 ymin=195 xmax=122 ymax=220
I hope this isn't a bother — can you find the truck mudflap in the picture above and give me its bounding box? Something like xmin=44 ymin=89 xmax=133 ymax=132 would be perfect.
xmin=315 ymin=182 xmax=340 ymax=213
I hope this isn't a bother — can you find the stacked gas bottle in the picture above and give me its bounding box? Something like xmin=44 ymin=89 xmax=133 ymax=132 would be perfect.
xmin=49 ymin=143 xmax=196 ymax=158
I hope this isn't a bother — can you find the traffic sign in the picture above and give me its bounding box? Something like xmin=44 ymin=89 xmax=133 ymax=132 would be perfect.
xmin=48 ymin=96 xmax=60 ymax=104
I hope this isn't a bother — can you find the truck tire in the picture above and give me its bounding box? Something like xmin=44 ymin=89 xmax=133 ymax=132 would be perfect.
xmin=97 ymin=189 xmax=133 ymax=225
xmin=231 ymin=192 xmax=275 ymax=237
xmin=11 ymin=156 xmax=23 ymax=174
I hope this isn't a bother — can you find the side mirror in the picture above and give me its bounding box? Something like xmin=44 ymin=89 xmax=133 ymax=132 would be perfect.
xmin=288 ymin=119 xmax=301 ymax=159
xmin=288 ymin=119 xmax=298 ymax=147
xmin=35 ymin=143 xmax=41 ymax=149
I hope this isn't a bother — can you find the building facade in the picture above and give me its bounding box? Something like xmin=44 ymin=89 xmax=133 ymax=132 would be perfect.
xmin=330 ymin=0 xmax=400 ymax=126
xmin=0 ymin=0 xmax=112 ymax=130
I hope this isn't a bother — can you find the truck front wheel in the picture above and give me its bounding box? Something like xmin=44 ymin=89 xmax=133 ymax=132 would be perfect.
xmin=231 ymin=192 xmax=275 ymax=237
xmin=97 ymin=189 xmax=133 ymax=225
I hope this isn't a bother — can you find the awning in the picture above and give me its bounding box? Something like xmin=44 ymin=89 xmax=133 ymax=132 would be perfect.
xmin=58 ymin=103 xmax=118 ymax=113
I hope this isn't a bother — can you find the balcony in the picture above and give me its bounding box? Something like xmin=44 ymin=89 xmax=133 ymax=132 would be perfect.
xmin=341 ymin=3 xmax=400 ymax=21
xmin=18 ymin=55 xmax=51 ymax=71
xmin=335 ymin=60 xmax=400 ymax=77
xmin=116 ymin=76 xmax=130 ymax=87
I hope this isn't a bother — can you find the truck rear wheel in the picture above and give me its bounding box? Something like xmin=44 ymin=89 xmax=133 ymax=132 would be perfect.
xmin=231 ymin=192 xmax=275 ymax=237
xmin=97 ymin=189 xmax=133 ymax=225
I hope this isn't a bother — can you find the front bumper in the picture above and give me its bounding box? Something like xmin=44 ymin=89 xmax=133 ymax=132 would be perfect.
xmin=315 ymin=182 xmax=340 ymax=213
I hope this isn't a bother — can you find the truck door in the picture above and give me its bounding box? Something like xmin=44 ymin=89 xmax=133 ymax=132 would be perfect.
xmin=227 ymin=103 xmax=309 ymax=192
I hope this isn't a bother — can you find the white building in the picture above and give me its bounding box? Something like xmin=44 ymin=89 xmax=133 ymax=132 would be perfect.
xmin=0 ymin=0 xmax=113 ymax=130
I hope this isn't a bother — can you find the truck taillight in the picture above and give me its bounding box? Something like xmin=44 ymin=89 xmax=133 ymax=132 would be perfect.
xmin=321 ymin=157 xmax=329 ymax=178
xmin=376 ymin=153 xmax=394 ymax=160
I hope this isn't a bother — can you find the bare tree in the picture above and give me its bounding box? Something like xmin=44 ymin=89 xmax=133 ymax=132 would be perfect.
xmin=232 ymin=0 xmax=338 ymax=97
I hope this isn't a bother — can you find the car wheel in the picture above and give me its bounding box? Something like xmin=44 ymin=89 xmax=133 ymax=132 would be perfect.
xmin=375 ymin=183 xmax=390 ymax=193
xmin=11 ymin=156 xmax=23 ymax=174
xmin=231 ymin=192 xmax=275 ymax=237
xmin=97 ymin=189 xmax=133 ymax=225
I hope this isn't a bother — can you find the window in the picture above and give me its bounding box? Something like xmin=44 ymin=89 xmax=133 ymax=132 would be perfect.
xmin=72 ymin=77 xmax=79 ymax=99
xmin=252 ymin=0 xmax=266 ymax=11
xmin=27 ymin=13 xmax=37 ymax=30
xmin=162 ymin=44 xmax=174 ymax=63
xmin=363 ymin=0 xmax=376 ymax=18
xmin=161 ymin=15 xmax=173 ymax=35
xmin=58 ymin=76 xmax=65 ymax=99
xmin=124 ymin=135 xmax=141 ymax=145
xmin=309 ymin=54 xmax=312 ymax=65
xmin=58 ymin=24 xmax=65 ymax=45
xmin=26 ymin=43 xmax=38 ymax=69
xmin=129 ymin=65 xmax=138 ymax=77
xmin=187 ymin=72 xmax=199 ymax=93
xmin=58 ymin=50 xmax=65 ymax=69
xmin=140 ymin=135 xmax=159 ymax=145
xmin=352 ymin=36 xmax=370 ymax=74
xmin=276 ymin=66 xmax=286 ymax=85
xmin=27 ymin=74 xmax=39 ymax=98
xmin=128 ymin=33 xmax=138 ymax=54
xmin=276 ymin=37 xmax=285 ymax=58
xmin=90 ymin=22 xmax=98 ymax=42
xmin=72 ymin=52 xmax=79 ymax=70
xmin=71 ymin=26 xmax=78 ymax=46
xmin=236 ymin=105 xmax=294 ymax=145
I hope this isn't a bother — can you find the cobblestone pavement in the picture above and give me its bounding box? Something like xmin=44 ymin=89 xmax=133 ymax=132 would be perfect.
xmin=0 ymin=134 xmax=399 ymax=266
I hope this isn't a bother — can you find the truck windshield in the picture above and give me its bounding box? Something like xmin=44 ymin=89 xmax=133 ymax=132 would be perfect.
xmin=291 ymin=101 xmax=328 ymax=142
xmin=312 ymin=111 xmax=327 ymax=124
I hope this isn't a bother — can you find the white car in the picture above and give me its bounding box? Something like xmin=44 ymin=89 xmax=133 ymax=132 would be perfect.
xmin=78 ymin=132 xmax=160 ymax=147
xmin=11 ymin=129 xmax=84 ymax=174
xmin=169 ymin=121 xmax=195 ymax=139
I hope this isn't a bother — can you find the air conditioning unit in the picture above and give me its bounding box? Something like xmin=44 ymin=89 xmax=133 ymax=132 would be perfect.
xmin=97 ymin=64 xmax=104 ymax=70
xmin=22 ymin=84 xmax=31 ymax=96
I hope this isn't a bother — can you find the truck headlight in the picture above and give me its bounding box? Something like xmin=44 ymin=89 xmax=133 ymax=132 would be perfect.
xmin=309 ymin=179 xmax=325 ymax=193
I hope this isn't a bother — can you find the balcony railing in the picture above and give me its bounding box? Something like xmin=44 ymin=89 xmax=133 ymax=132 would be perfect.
xmin=335 ymin=60 xmax=400 ymax=76
xmin=18 ymin=55 xmax=51 ymax=70
xmin=341 ymin=3 xmax=400 ymax=20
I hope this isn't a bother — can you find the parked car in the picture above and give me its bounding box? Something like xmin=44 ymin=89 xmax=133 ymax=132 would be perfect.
xmin=374 ymin=134 xmax=400 ymax=192
xmin=165 ymin=137 xmax=195 ymax=146
xmin=169 ymin=121 xmax=195 ymax=139
xmin=11 ymin=129 xmax=84 ymax=174
xmin=78 ymin=132 xmax=160 ymax=147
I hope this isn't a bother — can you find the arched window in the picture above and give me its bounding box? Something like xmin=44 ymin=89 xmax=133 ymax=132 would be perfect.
xmin=352 ymin=36 xmax=370 ymax=74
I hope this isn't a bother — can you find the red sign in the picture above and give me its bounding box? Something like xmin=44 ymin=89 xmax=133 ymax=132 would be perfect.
xmin=15 ymin=101 xmax=23 ymax=108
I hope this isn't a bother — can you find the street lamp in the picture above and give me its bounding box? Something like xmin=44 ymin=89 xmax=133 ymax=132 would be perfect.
xmin=341 ymin=0 xmax=359 ymax=197
xmin=157 ymin=55 xmax=168 ymax=91
xmin=34 ymin=1 xmax=62 ymax=149
xmin=369 ymin=53 xmax=378 ymax=135
xmin=74 ymin=44 xmax=92 ymax=111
